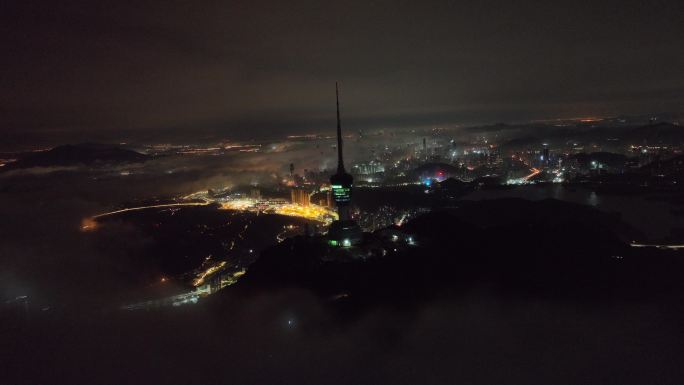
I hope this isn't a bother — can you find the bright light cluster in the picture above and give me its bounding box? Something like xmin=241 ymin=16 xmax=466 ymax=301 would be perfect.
xmin=193 ymin=261 xmax=227 ymax=287
xmin=275 ymin=204 xmax=338 ymax=224
xmin=220 ymin=199 xmax=256 ymax=211
xmin=216 ymin=195 xmax=337 ymax=223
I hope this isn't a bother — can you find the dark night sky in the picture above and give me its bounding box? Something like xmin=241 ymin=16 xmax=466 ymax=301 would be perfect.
xmin=2 ymin=0 xmax=683 ymax=138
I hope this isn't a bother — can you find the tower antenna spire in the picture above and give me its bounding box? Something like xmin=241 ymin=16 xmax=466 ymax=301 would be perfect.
xmin=336 ymin=82 xmax=345 ymax=173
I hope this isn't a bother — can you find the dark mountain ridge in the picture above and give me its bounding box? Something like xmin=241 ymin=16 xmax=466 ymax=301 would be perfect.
xmin=1 ymin=143 xmax=148 ymax=171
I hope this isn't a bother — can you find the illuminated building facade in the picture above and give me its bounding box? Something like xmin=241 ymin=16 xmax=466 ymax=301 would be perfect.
xmin=352 ymin=160 xmax=385 ymax=179
xmin=290 ymin=188 xmax=310 ymax=206
xmin=311 ymin=189 xmax=333 ymax=208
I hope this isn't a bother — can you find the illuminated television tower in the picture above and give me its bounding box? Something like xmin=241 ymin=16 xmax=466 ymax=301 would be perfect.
xmin=330 ymin=83 xmax=353 ymax=220
xmin=328 ymin=83 xmax=362 ymax=247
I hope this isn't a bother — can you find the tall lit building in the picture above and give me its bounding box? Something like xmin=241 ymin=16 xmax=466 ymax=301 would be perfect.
xmin=352 ymin=160 xmax=385 ymax=175
xmin=290 ymin=188 xmax=310 ymax=206
xmin=423 ymin=138 xmax=427 ymax=161
xmin=311 ymin=189 xmax=333 ymax=208
xmin=328 ymin=83 xmax=363 ymax=247
xmin=542 ymin=146 xmax=550 ymax=166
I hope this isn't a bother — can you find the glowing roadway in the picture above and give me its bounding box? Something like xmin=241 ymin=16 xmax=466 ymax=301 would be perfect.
xmin=523 ymin=168 xmax=541 ymax=181
xmin=92 ymin=201 xmax=210 ymax=219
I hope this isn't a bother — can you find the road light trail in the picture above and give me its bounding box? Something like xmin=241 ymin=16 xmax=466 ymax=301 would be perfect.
xmin=630 ymin=243 xmax=684 ymax=250
xmin=523 ymin=168 xmax=541 ymax=181
xmin=92 ymin=201 xmax=210 ymax=219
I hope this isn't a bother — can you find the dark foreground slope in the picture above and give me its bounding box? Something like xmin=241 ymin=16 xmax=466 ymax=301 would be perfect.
xmin=217 ymin=198 xmax=684 ymax=311
xmin=6 ymin=198 xmax=684 ymax=385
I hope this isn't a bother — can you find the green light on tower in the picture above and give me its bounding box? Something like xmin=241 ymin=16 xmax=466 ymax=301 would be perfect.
xmin=331 ymin=184 xmax=351 ymax=204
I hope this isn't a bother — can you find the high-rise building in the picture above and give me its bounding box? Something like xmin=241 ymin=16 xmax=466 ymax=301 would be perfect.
xmin=488 ymin=149 xmax=503 ymax=168
xmin=328 ymin=83 xmax=363 ymax=248
xmin=423 ymin=138 xmax=427 ymax=161
xmin=325 ymin=189 xmax=333 ymax=208
xmin=352 ymin=160 xmax=385 ymax=175
xmin=311 ymin=189 xmax=333 ymax=208
xmin=290 ymin=188 xmax=310 ymax=206
xmin=542 ymin=147 xmax=550 ymax=166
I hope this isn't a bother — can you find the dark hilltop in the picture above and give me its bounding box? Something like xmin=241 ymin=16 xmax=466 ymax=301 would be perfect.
xmin=213 ymin=198 xmax=684 ymax=319
xmin=1 ymin=143 xmax=148 ymax=172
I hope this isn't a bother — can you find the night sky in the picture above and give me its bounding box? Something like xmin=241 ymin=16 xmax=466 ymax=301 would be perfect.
xmin=2 ymin=0 xmax=683 ymax=138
